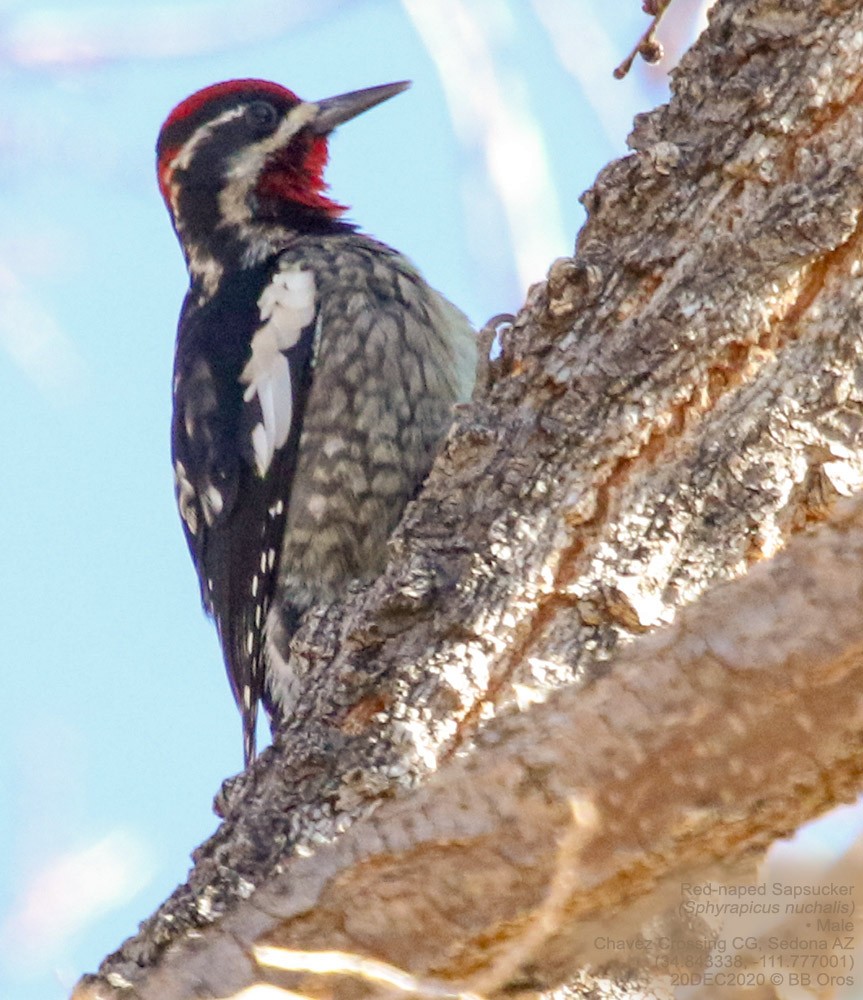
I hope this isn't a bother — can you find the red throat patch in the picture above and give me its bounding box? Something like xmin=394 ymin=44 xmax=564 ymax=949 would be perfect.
xmin=257 ymin=135 xmax=347 ymax=217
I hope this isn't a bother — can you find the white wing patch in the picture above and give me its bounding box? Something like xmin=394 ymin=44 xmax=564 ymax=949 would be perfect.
xmin=174 ymin=461 xmax=226 ymax=531
xmin=240 ymin=264 xmax=316 ymax=477
xmin=174 ymin=461 xmax=198 ymax=535
xmin=201 ymin=483 xmax=225 ymax=524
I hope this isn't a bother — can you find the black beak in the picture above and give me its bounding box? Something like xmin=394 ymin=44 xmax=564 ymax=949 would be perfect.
xmin=311 ymin=81 xmax=411 ymax=135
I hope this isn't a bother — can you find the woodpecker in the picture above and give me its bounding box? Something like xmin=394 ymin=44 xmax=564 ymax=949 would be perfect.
xmin=157 ymin=79 xmax=476 ymax=766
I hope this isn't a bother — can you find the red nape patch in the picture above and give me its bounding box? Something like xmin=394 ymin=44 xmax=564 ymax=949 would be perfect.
xmin=162 ymin=79 xmax=300 ymax=130
xmin=257 ymin=135 xmax=347 ymax=217
xmin=157 ymin=147 xmax=179 ymax=204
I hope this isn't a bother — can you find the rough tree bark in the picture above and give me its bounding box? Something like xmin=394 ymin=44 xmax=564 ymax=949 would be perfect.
xmin=74 ymin=0 xmax=863 ymax=998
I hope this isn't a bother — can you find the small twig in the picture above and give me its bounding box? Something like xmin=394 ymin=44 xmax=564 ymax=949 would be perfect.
xmin=252 ymin=798 xmax=598 ymax=1000
xmin=466 ymin=797 xmax=599 ymax=996
xmin=474 ymin=312 xmax=514 ymax=396
xmin=614 ymin=0 xmax=673 ymax=79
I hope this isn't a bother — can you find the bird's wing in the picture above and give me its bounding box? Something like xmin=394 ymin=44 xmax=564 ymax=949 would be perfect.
xmin=171 ymin=261 xmax=317 ymax=764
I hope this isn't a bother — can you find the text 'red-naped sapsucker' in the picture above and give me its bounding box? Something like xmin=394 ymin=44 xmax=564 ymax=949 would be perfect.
xmin=156 ymin=79 xmax=476 ymax=765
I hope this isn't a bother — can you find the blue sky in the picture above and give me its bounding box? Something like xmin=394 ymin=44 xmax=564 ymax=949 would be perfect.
xmin=12 ymin=2 xmax=846 ymax=997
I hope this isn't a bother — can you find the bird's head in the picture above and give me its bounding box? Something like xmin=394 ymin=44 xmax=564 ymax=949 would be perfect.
xmin=156 ymin=78 xmax=409 ymax=279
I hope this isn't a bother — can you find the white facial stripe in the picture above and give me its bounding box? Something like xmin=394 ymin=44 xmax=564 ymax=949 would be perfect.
xmin=166 ymin=108 xmax=251 ymax=295
xmin=240 ymin=265 xmax=316 ymax=477
xmin=218 ymin=102 xmax=319 ymax=229
xmin=224 ymin=102 xmax=318 ymax=182
xmin=170 ymin=106 xmax=247 ymax=175
xmin=171 ymin=102 xmax=321 ymax=289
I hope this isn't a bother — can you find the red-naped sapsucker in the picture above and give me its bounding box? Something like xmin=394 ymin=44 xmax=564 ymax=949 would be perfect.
xmin=156 ymin=79 xmax=475 ymax=765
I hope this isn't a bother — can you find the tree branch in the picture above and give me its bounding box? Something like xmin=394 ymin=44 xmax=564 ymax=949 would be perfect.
xmin=248 ymin=490 xmax=863 ymax=997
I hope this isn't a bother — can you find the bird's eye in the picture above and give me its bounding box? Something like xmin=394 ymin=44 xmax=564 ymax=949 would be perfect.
xmin=245 ymin=101 xmax=279 ymax=135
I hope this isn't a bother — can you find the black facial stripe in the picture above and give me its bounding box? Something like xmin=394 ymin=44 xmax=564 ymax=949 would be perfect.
xmin=157 ymin=88 xmax=299 ymax=160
